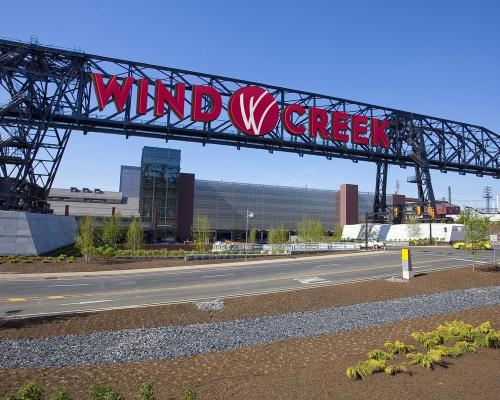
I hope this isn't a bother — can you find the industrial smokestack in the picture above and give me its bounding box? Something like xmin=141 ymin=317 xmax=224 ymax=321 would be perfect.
xmin=448 ymin=186 xmax=451 ymax=204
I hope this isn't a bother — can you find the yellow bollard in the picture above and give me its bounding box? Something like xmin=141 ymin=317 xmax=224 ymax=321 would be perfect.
xmin=402 ymin=247 xmax=413 ymax=280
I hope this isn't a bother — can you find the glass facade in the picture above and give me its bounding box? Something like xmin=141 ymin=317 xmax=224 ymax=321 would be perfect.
xmin=194 ymin=180 xmax=339 ymax=232
xmin=139 ymin=147 xmax=181 ymax=239
xmin=119 ymin=166 xmax=141 ymax=198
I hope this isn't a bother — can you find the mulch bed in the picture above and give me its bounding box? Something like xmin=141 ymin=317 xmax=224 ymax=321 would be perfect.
xmin=0 ymin=251 xmax=367 ymax=274
xmin=1 ymin=306 xmax=499 ymax=399
xmin=1 ymin=266 xmax=499 ymax=340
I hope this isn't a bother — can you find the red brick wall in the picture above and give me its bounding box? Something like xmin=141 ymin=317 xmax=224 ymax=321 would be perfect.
xmin=339 ymin=184 xmax=358 ymax=226
xmin=392 ymin=194 xmax=406 ymax=206
xmin=178 ymin=173 xmax=195 ymax=242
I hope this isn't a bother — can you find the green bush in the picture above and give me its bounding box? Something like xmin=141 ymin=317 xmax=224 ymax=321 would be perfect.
xmin=407 ymin=349 xmax=445 ymax=369
xmin=48 ymin=388 xmax=71 ymax=400
xmin=42 ymin=257 xmax=52 ymax=264
xmin=89 ymin=384 xmax=121 ymax=400
xmin=346 ymin=359 xmax=386 ymax=380
xmin=181 ymin=385 xmax=199 ymax=400
xmin=383 ymin=364 xmax=407 ymax=376
xmin=346 ymin=320 xmax=499 ymax=381
xmin=137 ymin=383 xmax=155 ymax=400
xmin=366 ymin=349 xmax=393 ymax=361
xmin=384 ymin=340 xmax=415 ymax=355
xmin=11 ymin=380 xmax=45 ymax=400
xmin=66 ymin=256 xmax=75 ymax=264
xmin=411 ymin=331 xmax=444 ymax=348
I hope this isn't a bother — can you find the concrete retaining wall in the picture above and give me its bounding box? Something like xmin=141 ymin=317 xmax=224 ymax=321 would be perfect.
xmin=0 ymin=211 xmax=77 ymax=255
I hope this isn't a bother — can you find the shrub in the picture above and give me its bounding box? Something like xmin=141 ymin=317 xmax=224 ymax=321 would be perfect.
xmin=433 ymin=345 xmax=463 ymax=358
xmin=181 ymin=385 xmax=199 ymax=400
xmin=66 ymin=256 xmax=75 ymax=263
xmin=384 ymin=364 xmax=407 ymax=375
xmin=407 ymin=349 xmax=445 ymax=369
xmin=89 ymin=384 xmax=121 ymax=400
xmin=137 ymin=383 xmax=155 ymax=400
xmin=367 ymin=349 xmax=394 ymax=361
xmin=454 ymin=341 xmax=478 ymax=353
xmin=42 ymin=257 xmax=52 ymax=264
xmin=384 ymin=340 xmax=415 ymax=355
xmin=410 ymin=331 xmax=444 ymax=348
xmin=346 ymin=359 xmax=386 ymax=380
xmin=48 ymin=388 xmax=71 ymax=400
xmin=16 ymin=380 xmax=44 ymax=400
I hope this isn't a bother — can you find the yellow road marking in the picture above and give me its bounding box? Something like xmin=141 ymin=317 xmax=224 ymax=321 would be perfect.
xmin=6 ymin=297 xmax=27 ymax=302
xmin=47 ymin=295 xmax=65 ymax=299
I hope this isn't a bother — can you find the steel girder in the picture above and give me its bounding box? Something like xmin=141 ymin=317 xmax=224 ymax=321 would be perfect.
xmin=373 ymin=161 xmax=388 ymax=222
xmin=0 ymin=38 xmax=499 ymax=212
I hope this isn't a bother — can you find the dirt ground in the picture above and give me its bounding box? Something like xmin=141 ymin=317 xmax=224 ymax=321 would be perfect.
xmin=1 ymin=265 xmax=499 ymax=340
xmin=1 ymin=306 xmax=499 ymax=399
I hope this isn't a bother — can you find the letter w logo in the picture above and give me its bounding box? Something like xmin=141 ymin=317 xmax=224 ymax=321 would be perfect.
xmin=239 ymin=91 xmax=277 ymax=135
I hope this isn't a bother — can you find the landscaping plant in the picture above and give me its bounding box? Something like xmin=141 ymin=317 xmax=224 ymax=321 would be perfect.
xmin=346 ymin=320 xmax=499 ymax=380
xmin=181 ymin=385 xmax=199 ymax=400
xmin=137 ymin=383 xmax=155 ymax=400
xmin=75 ymin=216 xmax=95 ymax=262
xmin=89 ymin=384 xmax=121 ymax=400
xmin=47 ymin=388 xmax=71 ymax=400
xmin=126 ymin=217 xmax=144 ymax=252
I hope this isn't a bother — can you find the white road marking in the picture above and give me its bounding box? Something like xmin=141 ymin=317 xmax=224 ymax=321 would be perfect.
xmin=60 ymin=299 xmax=116 ymax=306
xmin=453 ymin=258 xmax=489 ymax=264
xmin=49 ymin=283 xmax=92 ymax=287
xmin=202 ymin=273 xmax=237 ymax=278
xmin=295 ymin=277 xmax=331 ymax=284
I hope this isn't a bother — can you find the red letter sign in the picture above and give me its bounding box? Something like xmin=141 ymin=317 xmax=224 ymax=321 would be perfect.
xmin=92 ymin=73 xmax=134 ymax=112
xmin=154 ymin=80 xmax=186 ymax=119
xmin=371 ymin=118 xmax=390 ymax=148
xmin=136 ymin=79 xmax=149 ymax=115
xmin=309 ymin=107 xmax=329 ymax=139
xmin=332 ymin=111 xmax=349 ymax=142
xmin=283 ymin=104 xmax=306 ymax=135
xmin=191 ymin=85 xmax=222 ymax=122
xmin=351 ymin=115 xmax=369 ymax=145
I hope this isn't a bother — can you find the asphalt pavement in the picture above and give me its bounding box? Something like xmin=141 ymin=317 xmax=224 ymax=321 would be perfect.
xmin=0 ymin=246 xmax=497 ymax=319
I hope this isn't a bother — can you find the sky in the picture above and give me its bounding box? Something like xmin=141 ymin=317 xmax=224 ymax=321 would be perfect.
xmin=2 ymin=0 xmax=499 ymax=209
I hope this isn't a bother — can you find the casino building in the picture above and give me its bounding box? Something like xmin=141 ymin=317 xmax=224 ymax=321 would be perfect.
xmin=47 ymin=147 xmax=454 ymax=242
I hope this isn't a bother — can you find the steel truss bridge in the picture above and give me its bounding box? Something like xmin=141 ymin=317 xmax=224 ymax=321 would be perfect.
xmin=0 ymin=38 xmax=498 ymax=218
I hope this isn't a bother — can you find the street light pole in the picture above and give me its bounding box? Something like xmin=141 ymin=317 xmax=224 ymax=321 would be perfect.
xmin=245 ymin=210 xmax=254 ymax=261
xmin=365 ymin=212 xmax=369 ymax=251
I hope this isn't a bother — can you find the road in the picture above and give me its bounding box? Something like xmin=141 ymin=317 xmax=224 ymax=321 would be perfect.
xmin=0 ymin=246 xmax=497 ymax=319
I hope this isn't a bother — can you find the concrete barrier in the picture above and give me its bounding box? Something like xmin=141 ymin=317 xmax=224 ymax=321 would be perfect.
xmin=0 ymin=210 xmax=77 ymax=255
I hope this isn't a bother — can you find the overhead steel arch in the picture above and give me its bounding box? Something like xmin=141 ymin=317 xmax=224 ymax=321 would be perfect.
xmin=0 ymin=38 xmax=498 ymax=213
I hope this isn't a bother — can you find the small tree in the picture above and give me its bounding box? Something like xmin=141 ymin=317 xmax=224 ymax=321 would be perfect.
xmin=268 ymin=225 xmax=287 ymax=244
xmin=126 ymin=217 xmax=144 ymax=251
xmin=405 ymin=213 xmax=422 ymax=241
xmin=297 ymin=218 xmax=325 ymax=242
xmin=191 ymin=214 xmax=211 ymax=252
xmin=102 ymin=212 xmax=122 ymax=247
xmin=461 ymin=210 xmax=490 ymax=270
xmin=75 ymin=216 xmax=95 ymax=262
xmin=248 ymin=228 xmax=257 ymax=244
xmin=331 ymin=225 xmax=343 ymax=241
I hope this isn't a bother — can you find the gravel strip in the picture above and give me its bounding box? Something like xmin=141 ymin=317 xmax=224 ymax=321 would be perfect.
xmin=1 ymin=286 xmax=499 ymax=368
